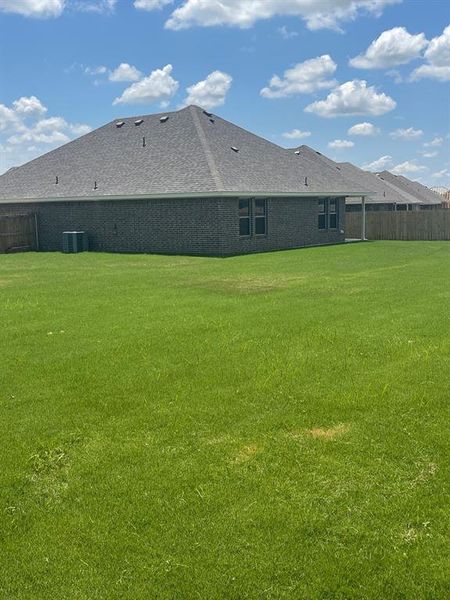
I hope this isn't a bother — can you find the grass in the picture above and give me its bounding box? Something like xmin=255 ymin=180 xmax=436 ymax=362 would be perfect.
xmin=0 ymin=242 xmax=449 ymax=599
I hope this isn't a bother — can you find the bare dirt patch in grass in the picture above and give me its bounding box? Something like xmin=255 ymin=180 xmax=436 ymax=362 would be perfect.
xmin=191 ymin=275 xmax=307 ymax=295
xmin=232 ymin=444 xmax=261 ymax=464
xmin=307 ymin=423 xmax=351 ymax=441
xmin=411 ymin=461 xmax=438 ymax=487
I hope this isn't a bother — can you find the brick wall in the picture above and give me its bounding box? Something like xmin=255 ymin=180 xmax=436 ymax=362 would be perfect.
xmin=0 ymin=196 xmax=345 ymax=256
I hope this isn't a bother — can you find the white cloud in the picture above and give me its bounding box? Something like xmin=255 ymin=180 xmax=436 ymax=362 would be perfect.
xmin=362 ymin=155 xmax=392 ymax=171
xmin=421 ymin=151 xmax=438 ymax=158
xmin=411 ymin=25 xmax=450 ymax=81
xmin=348 ymin=122 xmax=379 ymax=136
xmin=328 ymin=139 xmax=354 ymax=149
xmin=85 ymin=65 xmax=108 ymax=75
xmin=13 ymin=95 xmax=48 ymax=116
xmin=349 ymin=27 xmax=428 ymax=69
xmin=109 ymin=63 xmax=142 ymax=82
xmin=431 ymin=169 xmax=449 ymax=179
xmin=0 ymin=96 xmax=91 ymax=174
xmin=424 ymin=136 xmax=443 ymax=147
xmin=164 ymin=0 xmax=400 ymax=32
xmin=134 ymin=0 xmax=172 ymax=9
xmin=278 ymin=26 xmax=298 ymax=39
xmin=113 ymin=64 xmax=179 ymax=105
xmin=182 ymin=70 xmax=232 ymax=109
xmin=305 ymin=79 xmax=396 ymax=117
xmin=261 ymin=55 xmax=337 ymax=98
xmin=73 ymin=0 xmax=117 ymax=12
xmin=389 ymin=127 xmax=423 ymax=140
xmin=0 ymin=0 xmax=65 ymax=17
xmin=282 ymin=129 xmax=311 ymax=140
xmin=391 ymin=160 xmax=427 ymax=175
xmin=386 ymin=69 xmax=403 ymax=83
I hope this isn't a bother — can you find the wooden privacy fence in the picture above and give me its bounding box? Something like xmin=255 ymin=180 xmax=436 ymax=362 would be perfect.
xmin=346 ymin=210 xmax=450 ymax=241
xmin=0 ymin=214 xmax=37 ymax=253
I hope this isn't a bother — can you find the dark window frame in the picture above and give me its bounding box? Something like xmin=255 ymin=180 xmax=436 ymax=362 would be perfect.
xmin=318 ymin=198 xmax=339 ymax=231
xmin=239 ymin=198 xmax=268 ymax=238
xmin=239 ymin=199 xmax=251 ymax=237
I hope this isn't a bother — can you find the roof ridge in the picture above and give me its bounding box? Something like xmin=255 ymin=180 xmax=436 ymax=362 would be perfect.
xmin=189 ymin=106 xmax=224 ymax=191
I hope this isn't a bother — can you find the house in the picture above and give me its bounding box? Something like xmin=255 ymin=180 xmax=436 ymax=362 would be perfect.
xmin=377 ymin=171 xmax=442 ymax=209
xmin=0 ymin=106 xmax=371 ymax=256
xmin=290 ymin=146 xmax=422 ymax=211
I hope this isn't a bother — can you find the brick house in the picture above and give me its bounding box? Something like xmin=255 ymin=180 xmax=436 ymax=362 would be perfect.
xmin=0 ymin=105 xmax=371 ymax=256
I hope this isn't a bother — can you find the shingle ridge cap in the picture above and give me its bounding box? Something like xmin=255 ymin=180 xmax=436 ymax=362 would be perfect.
xmin=189 ymin=105 xmax=224 ymax=192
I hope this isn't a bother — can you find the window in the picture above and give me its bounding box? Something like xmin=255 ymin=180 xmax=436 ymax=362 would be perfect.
xmin=318 ymin=198 xmax=339 ymax=230
xmin=254 ymin=199 xmax=267 ymax=235
xmin=329 ymin=198 xmax=338 ymax=229
xmin=318 ymin=198 xmax=327 ymax=230
xmin=239 ymin=199 xmax=268 ymax=237
xmin=239 ymin=199 xmax=251 ymax=236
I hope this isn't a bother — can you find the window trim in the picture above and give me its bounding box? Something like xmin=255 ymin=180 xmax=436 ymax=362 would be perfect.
xmin=318 ymin=197 xmax=339 ymax=231
xmin=238 ymin=198 xmax=268 ymax=238
xmin=239 ymin=198 xmax=251 ymax=237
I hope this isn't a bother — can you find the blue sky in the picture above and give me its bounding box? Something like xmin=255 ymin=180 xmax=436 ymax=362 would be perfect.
xmin=1 ymin=0 xmax=449 ymax=187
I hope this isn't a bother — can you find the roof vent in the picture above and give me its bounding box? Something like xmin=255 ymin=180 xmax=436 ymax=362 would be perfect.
xmin=134 ymin=119 xmax=144 ymax=126
xmin=94 ymin=181 xmax=98 ymax=190
xmin=142 ymin=136 xmax=146 ymax=147
xmin=203 ymin=110 xmax=213 ymax=117
xmin=55 ymin=175 xmax=59 ymax=185
xmin=304 ymin=177 xmax=308 ymax=186
xmin=231 ymin=146 xmax=239 ymax=153
xmin=209 ymin=118 xmax=215 ymax=124
xmin=116 ymin=121 xmax=125 ymax=128
xmin=294 ymin=150 xmax=301 ymax=155
xmin=160 ymin=116 xmax=169 ymax=123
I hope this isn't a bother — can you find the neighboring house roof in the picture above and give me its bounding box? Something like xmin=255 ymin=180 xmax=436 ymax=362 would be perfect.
xmin=291 ymin=146 xmax=421 ymax=205
xmin=0 ymin=106 xmax=370 ymax=203
xmin=377 ymin=171 xmax=442 ymax=205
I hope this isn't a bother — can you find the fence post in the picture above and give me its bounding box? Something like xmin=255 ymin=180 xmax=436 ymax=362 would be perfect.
xmin=361 ymin=197 xmax=367 ymax=240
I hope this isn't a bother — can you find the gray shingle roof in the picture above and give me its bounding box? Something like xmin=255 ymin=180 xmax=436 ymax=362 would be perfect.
xmin=291 ymin=146 xmax=421 ymax=205
xmin=377 ymin=171 xmax=442 ymax=206
xmin=0 ymin=106 xmax=371 ymax=203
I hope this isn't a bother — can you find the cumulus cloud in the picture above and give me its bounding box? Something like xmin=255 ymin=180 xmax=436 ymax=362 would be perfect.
xmin=13 ymin=96 xmax=47 ymax=116
xmin=424 ymin=136 xmax=443 ymax=147
xmin=261 ymin=55 xmax=337 ymax=98
xmin=328 ymin=139 xmax=354 ymax=149
xmin=0 ymin=96 xmax=91 ymax=174
xmin=305 ymin=79 xmax=396 ymax=117
xmin=411 ymin=25 xmax=450 ymax=81
xmin=348 ymin=122 xmax=379 ymax=136
xmin=113 ymin=64 xmax=179 ymax=105
xmin=389 ymin=127 xmax=423 ymax=140
xmin=182 ymin=71 xmax=232 ymax=109
xmin=282 ymin=129 xmax=311 ymax=140
xmin=421 ymin=151 xmax=438 ymax=158
xmin=362 ymin=155 xmax=393 ymax=171
xmin=0 ymin=0 xmax=65 ymax=17
xmin=109 ymin=63 xmax=143 ymax=82
xmin=349 ymin=27 xmax=428 ymax=69
xmin=391 ymin=160 xmax=427 ymax=175
xmin=164 ymin=0 xmax=400 ymax=32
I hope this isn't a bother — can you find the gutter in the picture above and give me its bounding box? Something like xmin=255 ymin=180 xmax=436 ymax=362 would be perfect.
xmin=0 ymin=190 xmax=375 ymax=205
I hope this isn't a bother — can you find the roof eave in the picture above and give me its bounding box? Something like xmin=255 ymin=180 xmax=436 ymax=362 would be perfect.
xmin=0 ymin=190 xmax=376 ymax=204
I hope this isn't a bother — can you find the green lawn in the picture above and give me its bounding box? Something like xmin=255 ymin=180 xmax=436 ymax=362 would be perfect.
xmin=1 ymin=242 xmax=449 ymax=599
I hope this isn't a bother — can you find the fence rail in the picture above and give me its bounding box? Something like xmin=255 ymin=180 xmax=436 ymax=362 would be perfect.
xmin=346 ymin=210 xmax=450 ymax=241
xmin=0 ymin=214 xmax=37 ymax=253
